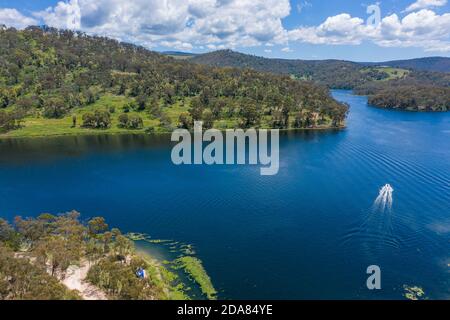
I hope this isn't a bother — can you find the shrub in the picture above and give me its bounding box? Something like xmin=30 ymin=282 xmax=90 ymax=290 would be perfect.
xmin=0 ymin=110 xmax=22 ymax=133
xmin=43 ymin=98 xmax=68 ymax=119
xmin=118 ymin=113 xmax=129 ymax=128
xmin=128 ymin=115 xmax=143 ymax=129
xmin=82 ymin=110 xmax=111 ymax=129
xmin=118 ymin=113 xmax=143 ymax=129
xmin=178 ymin=112 xmax=192 ymax=129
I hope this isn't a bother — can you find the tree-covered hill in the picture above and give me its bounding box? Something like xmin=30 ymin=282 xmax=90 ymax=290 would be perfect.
xmin=0 ymin=27 xmax=348 ymax=137
xmin=191 ymin=50 xmax=450 ymax=112
xmin=190 ymin=50 xmax=366 ymax=89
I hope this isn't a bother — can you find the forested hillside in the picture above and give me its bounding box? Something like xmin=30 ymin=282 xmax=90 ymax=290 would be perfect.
xmin=0 ymin=27 xmax=348 ymax=137
xmin=191 ymin=50 xmax=367 ymax=89
xmin=354 ymin=72 xmax=450 ymax=112
xmin=191 ymin=50 xmax=450 ymax=112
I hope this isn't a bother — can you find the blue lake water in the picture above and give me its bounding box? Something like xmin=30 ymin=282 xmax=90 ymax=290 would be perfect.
xmin=0 ymin=90 xmax=449 ymax=299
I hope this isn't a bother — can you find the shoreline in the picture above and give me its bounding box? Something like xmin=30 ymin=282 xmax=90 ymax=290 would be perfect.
xmin=0 ymin=125 xmax=347 ymax=140
xmin=347 ymin=90 xmax=449 ymax=113
xmin=130 ymin=234 xmax=218 ymax=300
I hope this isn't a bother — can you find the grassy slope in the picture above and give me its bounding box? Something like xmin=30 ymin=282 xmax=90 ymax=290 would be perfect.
xmin=360 ymin=67 xmax=410 ymax=81
xmin=1 ymin=93 xmax=339 ymax=139
xmin=1 ymin=94 xmax=161 ymax=138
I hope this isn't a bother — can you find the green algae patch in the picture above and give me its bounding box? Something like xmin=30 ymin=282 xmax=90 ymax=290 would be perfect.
xmin=174 ymin=256 xmax=217 ymax=300
xmin=403 ymin=285 xmax=426 ymax=300
xmin=126 ymin=232 xmax=148 ymax=241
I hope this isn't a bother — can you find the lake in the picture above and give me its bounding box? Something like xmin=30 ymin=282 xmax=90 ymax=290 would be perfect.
xmin=0 ymin=90 xmax=449 ymax=299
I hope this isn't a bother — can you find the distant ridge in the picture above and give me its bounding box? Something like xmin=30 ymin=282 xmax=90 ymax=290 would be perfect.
xmin=190 ymin=50 xmax=450 ymax=89
xmin=162 ymin=51 xmax=197 ymax=58
xmin=191 ymin=50 xmax=450 ymax=74
xmin=190 ymin=50 xmax=375 ymax=89
xmin=362 ymin=57 xmax=450 ymax=73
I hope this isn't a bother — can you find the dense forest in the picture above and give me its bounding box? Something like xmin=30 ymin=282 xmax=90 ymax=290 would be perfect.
xmin=191 ymin=50 xmax=368 ymax=89
xmin=354 ymin=78 xmax=450 ymax=112
xmin=191 ymin=50 xmax=450 ymax=112
xmin=0 ymin=27 xmax=348 ymax=137
xmin=0 ymin=212 xmax=208 ymax=300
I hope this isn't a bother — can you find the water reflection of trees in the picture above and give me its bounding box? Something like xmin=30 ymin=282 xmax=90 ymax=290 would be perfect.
xmin=0 ymin=134 xmax=172 ymax=165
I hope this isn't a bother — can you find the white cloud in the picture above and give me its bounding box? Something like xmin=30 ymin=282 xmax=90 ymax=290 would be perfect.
xmin=0 ymin=1 xmax=449 ymax=53
xmin=405 ymin=0 xmax=447 ymax=12
xmin=0 ymin=8 xmax=38 ymax=29
xmin=281 ymin=47 xmax=293 ymax=52
xmin=288 ymin=9 xmax=450 ymax=52
xmin=377 ymin=10 xmax=450 ymax=51
xmin=289 ymin=14 xmax=376 ymax=45
xmin=32 ymin=0 xmax=290 ymax=50
xmin=160 ymin=40 xmax=193 ymax=51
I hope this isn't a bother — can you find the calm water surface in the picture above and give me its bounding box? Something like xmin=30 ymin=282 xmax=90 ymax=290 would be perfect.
xmin=0 ymin=90 xmax=449 ymax=299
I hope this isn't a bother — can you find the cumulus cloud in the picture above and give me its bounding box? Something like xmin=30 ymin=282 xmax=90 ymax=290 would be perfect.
xmin=0 ymin=8 xmax=38 ymax=29
xmin=405 ymin=0 xmax=447 ymax=12
xmin=289 ymin=14 xmax=376 ymax=45
xmin=288 ymin=9 xmax=450 ymax=52
xmin=377 ymin=10 xmax=450 ymax=51
xmin=0 ymin=1 xmax=449 ymax=53
xmin=32 ymin=0 xmax=290 ymax=50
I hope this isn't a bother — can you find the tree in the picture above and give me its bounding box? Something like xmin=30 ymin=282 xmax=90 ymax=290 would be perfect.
xmin=178 ymin=112 xmax=192 ymax=129
xmin=271 ymin=109 xmax=288 ymax=129
xmin=14 ymin=216 xmax=46 ymax=247
xmin=43 ymin=98 xmax=68 ymax=119
xmin=136 ymin=95 xmax=148 ymax=111
xmin=118 ymin=113 xmax=143 ymax=129
xmin=0 ymin=219 xmax=20 ymax=250
xmin=293 ymin=111 xmax=307 ymax=128
xmin=148 ymin=96 xmax=161 ymax=117
xmin=34 ymin=235 xmax=81 ymax=277
xmin=0 ymin=88 xmax=11 ymax=108
xmin=239 ymin=99 xmax=260 ymax=128
xmin=82 ymin=110 xmax=111 ymax=129
xmin=202 ymin=109 xmax=214 ymax=130
xmin=0 ymin=110 xmax=22 ymax=133
xmin=189 ymin=97 xmax=203 ymax=121
xmin=83 ymin=89 xmax=98 ymax=105
xmin=163 ymin=83 xmax=175 ymax=105
xmin=88 ymin=217 xmax=109 ymax=237
xmin=112 ymin=234 xmax=133 ymax=258
xmin=118 ymin=113 xmax=129 ymax=128
xmin=16 ymin=97 xmax=35 ymax=111
xmin=127 ymin=115 xmax=143 ymax=129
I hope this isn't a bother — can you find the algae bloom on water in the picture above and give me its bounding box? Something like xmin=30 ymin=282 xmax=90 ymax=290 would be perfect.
xmin=174 ymin=256 xmax=217 ymax=300
xmin=403 ymin=285 xmax=426 ymax=300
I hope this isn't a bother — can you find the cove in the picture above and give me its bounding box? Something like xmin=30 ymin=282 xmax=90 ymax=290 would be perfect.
xmin=0 ymin=90 xmax=449 ymax=299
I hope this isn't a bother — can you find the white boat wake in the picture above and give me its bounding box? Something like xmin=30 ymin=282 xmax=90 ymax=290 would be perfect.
xmin=373 ymin=184 xmax=394 ymax=213
xmin=340 ymin=184 xmax=400 ymax=255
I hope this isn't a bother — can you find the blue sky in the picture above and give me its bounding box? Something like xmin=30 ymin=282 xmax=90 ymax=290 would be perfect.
xmin=0 ymin=0 xmax=449 ymax=61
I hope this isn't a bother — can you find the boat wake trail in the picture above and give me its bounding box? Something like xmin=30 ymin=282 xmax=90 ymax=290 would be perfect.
xmin=340 ymin=184 xmax=401 ymax=254
xmin=372 ymin=184 xmax=394 ymax=213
